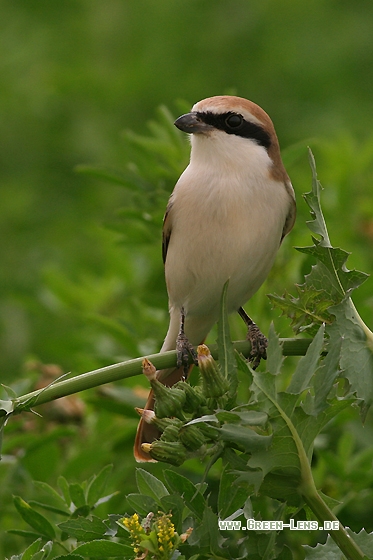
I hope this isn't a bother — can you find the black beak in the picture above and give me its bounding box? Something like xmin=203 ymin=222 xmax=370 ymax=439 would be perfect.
xmin=174 ymin=112 xmax=212 ymax=134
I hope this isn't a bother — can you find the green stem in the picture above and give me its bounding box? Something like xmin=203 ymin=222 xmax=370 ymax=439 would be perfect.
xmin=349 ymin=298 xmax=373 ymax=352
xmin=302 ymin=482 xmax=365 ymax=560
xmin=11 ymin=338 xmax=311 ymax=413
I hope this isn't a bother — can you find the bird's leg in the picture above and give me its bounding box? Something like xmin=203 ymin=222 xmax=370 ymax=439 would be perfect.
xmin=238 ymin=307 xmax=268 ymax=369
xmin=176 ymin=307 xmax=198 ymax=376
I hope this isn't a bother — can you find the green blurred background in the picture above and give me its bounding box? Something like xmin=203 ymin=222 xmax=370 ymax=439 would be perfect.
xmin=1 ymin=0 xmax=373 ymax=379
xmin=1 ymin=0 xmax=373 ymax=556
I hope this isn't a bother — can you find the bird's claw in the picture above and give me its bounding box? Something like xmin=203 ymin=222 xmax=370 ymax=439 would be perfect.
xmin=247 ymin=323 xmax=268 ymax=369
xmin=176 ymin=331 xmax=198 ymax=376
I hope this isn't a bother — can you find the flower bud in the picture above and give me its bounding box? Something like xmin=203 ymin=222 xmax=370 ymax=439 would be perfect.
xmin=173 ymin=381 xmax=206 ymax=413
xmin=135 ymin=407 xmax=155 ymax=423
xmin=141 ymin=440 xmax=187 ymax=466
xmin=178 ymin=424 xmax=207 ymax=451
xmin=160 ymin=424 xmax=180 ymax=442
xmin=142 ymin=358 xmax=157 ymax=381
xmin=197 ymin=344 xmax=229 ymax=398
xmin=152 ymin=380 xmax=186 ymax=419
xmin=193 ymin=421 xmax=219 ymax=441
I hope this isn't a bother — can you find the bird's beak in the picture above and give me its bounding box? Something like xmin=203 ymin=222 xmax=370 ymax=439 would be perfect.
xmin=174 ymin=112 xmax=212 ymax=134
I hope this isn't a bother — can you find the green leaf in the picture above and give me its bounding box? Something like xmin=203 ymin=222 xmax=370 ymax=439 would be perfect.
xmin=218 ymin=424 xmax=272 ymax=453
xmin=303 ymin=149 xmax=331 ymax=245
xmin=33 ymin=481 xmax=70 ymax=514
xmin=160 ymin=494 xmax=185 ymax=533
xmin=194 ymin=506 xmax=228 ymax=558
xmin=13 ymin=496 xmax=56 ymax=539
xmin=313 ymin=338 xmax=342 ymax=414
xmin=327 ymin=298 xmax=373 ymax=415
xmin=57 ymin=476 xmax=71 ymax=506
xmin=135 ymin=468 xmax=169 ymax=505
xmin=217 ymin=280 xmax=237 ymax=399
xmin=268 ymin=285 xmax=334 ymax=336
xmin=19 ymin=539 xmax=42 ymax=560
xmin=69 ymin=483 xmax=86 ymax=509
xmin=29 ymin=540 xmax=53 ymax=560
xmin=126 ymin=493 xmax=158 ymax=516
xmin=303 ymin=528 xmax=373 ymax=559
xmin=1 ymin=384 xmax=18 ymax=399
xmin=164 ymin=470 xmax=206 ymax=520
xmin=266 ymin=323 xmax=284 ymax=376
xmin=0 ymin=399 xmax=14 ymax=415
xmin=53 ymin=553 xmax=84 ymax=560
xmin=58 ymin=516 xmax=108 ymax=541
xmin=73 ymin=539 xmax=133 ymax=558
xmin=87 ymin=464 xmax=113 ymax=507
xmin=27 ymin=501 xmax=70 ymax=517
xmin=286 ymin=324 xmax=325 ymax=394
xmin=7 ymin=529 xmax=43 ymax=540
xmin=269 ymin=149 xmax=369 ymax=338
xmin=218 ymin=465 xmax=249 ymax=520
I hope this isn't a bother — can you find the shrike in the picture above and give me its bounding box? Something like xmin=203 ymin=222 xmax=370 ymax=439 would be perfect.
xmin=134 ymin=95 xmax=296 ymax=461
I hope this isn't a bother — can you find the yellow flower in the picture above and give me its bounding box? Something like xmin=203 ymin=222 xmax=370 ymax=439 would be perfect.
xmin=122 ymin=513 xmax=146 ymax=556
xmin=156 ymin=513 xmax=176 ymax=554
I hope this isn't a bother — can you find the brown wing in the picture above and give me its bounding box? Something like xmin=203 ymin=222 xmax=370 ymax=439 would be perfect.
xmin=162 ymin=201 xmax=173 ymax=264
xmin=281 ymin=182 xmax=296 ymax=242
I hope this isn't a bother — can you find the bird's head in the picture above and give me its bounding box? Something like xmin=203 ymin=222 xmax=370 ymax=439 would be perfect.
xmin=174 ymin=95 xmax=287 ymax=182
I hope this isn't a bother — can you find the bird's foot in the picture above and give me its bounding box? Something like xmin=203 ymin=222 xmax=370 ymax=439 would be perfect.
xmin=247 ymin=322 xmax=268 ymax=369
xmin=176 ymin=307 xmax=198 ymax=376
xmin=238 ymin=307 xmax=267 ymax=369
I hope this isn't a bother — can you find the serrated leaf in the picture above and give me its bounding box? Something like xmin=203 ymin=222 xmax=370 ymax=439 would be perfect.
xmin=74 ymin=539 xmax=133 ymax=558
xmin=269 ymin=285 xmax=333 ymax=336
xmin=286 ymin=324 xmax=325 ymax=394
xmin=327 ymin=298 xmax=373 ymax=415
xmin=58 ymin=516 xmax=107 ymax=541
xmin=87 ymin=464 xmax=113 ymax=507
xmin=13 ymin=496 xmax=56 ymax=539
xmin=297 ymin=244 xmax=368 ymax=299
xmin=163 ymin=470 xmax=206 ymax=520
xmin=303 ymin=528 xmax=373 ymax=559
xmin=312 ymin=338 xmax=342 ymax=414
xmin=270 ymin=149 xmax=369 ymax=337
xmin=218 ymin=466 xmax=248 ymax=520
xmin=195 ymin=506 xmax=228 ymax=558
xmin=135 ymin=469 xmax=169 ymax=505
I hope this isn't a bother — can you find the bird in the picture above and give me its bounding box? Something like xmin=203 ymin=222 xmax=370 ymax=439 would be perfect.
xmin=134 ymin=95 xmax=296 ymax=461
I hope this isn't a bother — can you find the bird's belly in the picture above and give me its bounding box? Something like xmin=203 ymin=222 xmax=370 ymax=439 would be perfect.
xmin=165 ymin=205 xmax=284 ymax=320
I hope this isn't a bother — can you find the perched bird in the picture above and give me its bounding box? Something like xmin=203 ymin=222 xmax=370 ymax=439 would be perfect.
xmin=134 ymin=95 xmax=296 ymax=461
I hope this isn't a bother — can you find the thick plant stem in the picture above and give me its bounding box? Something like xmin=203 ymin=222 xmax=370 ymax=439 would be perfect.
xmin=302 ymin=482 xmax=365 ymax=560
xmin=10 ymin=338 xmax=311 ymax=414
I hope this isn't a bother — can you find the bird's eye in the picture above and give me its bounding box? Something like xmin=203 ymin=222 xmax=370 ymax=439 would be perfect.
xmin=225 ymin=114 xmax=243 ymax=128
